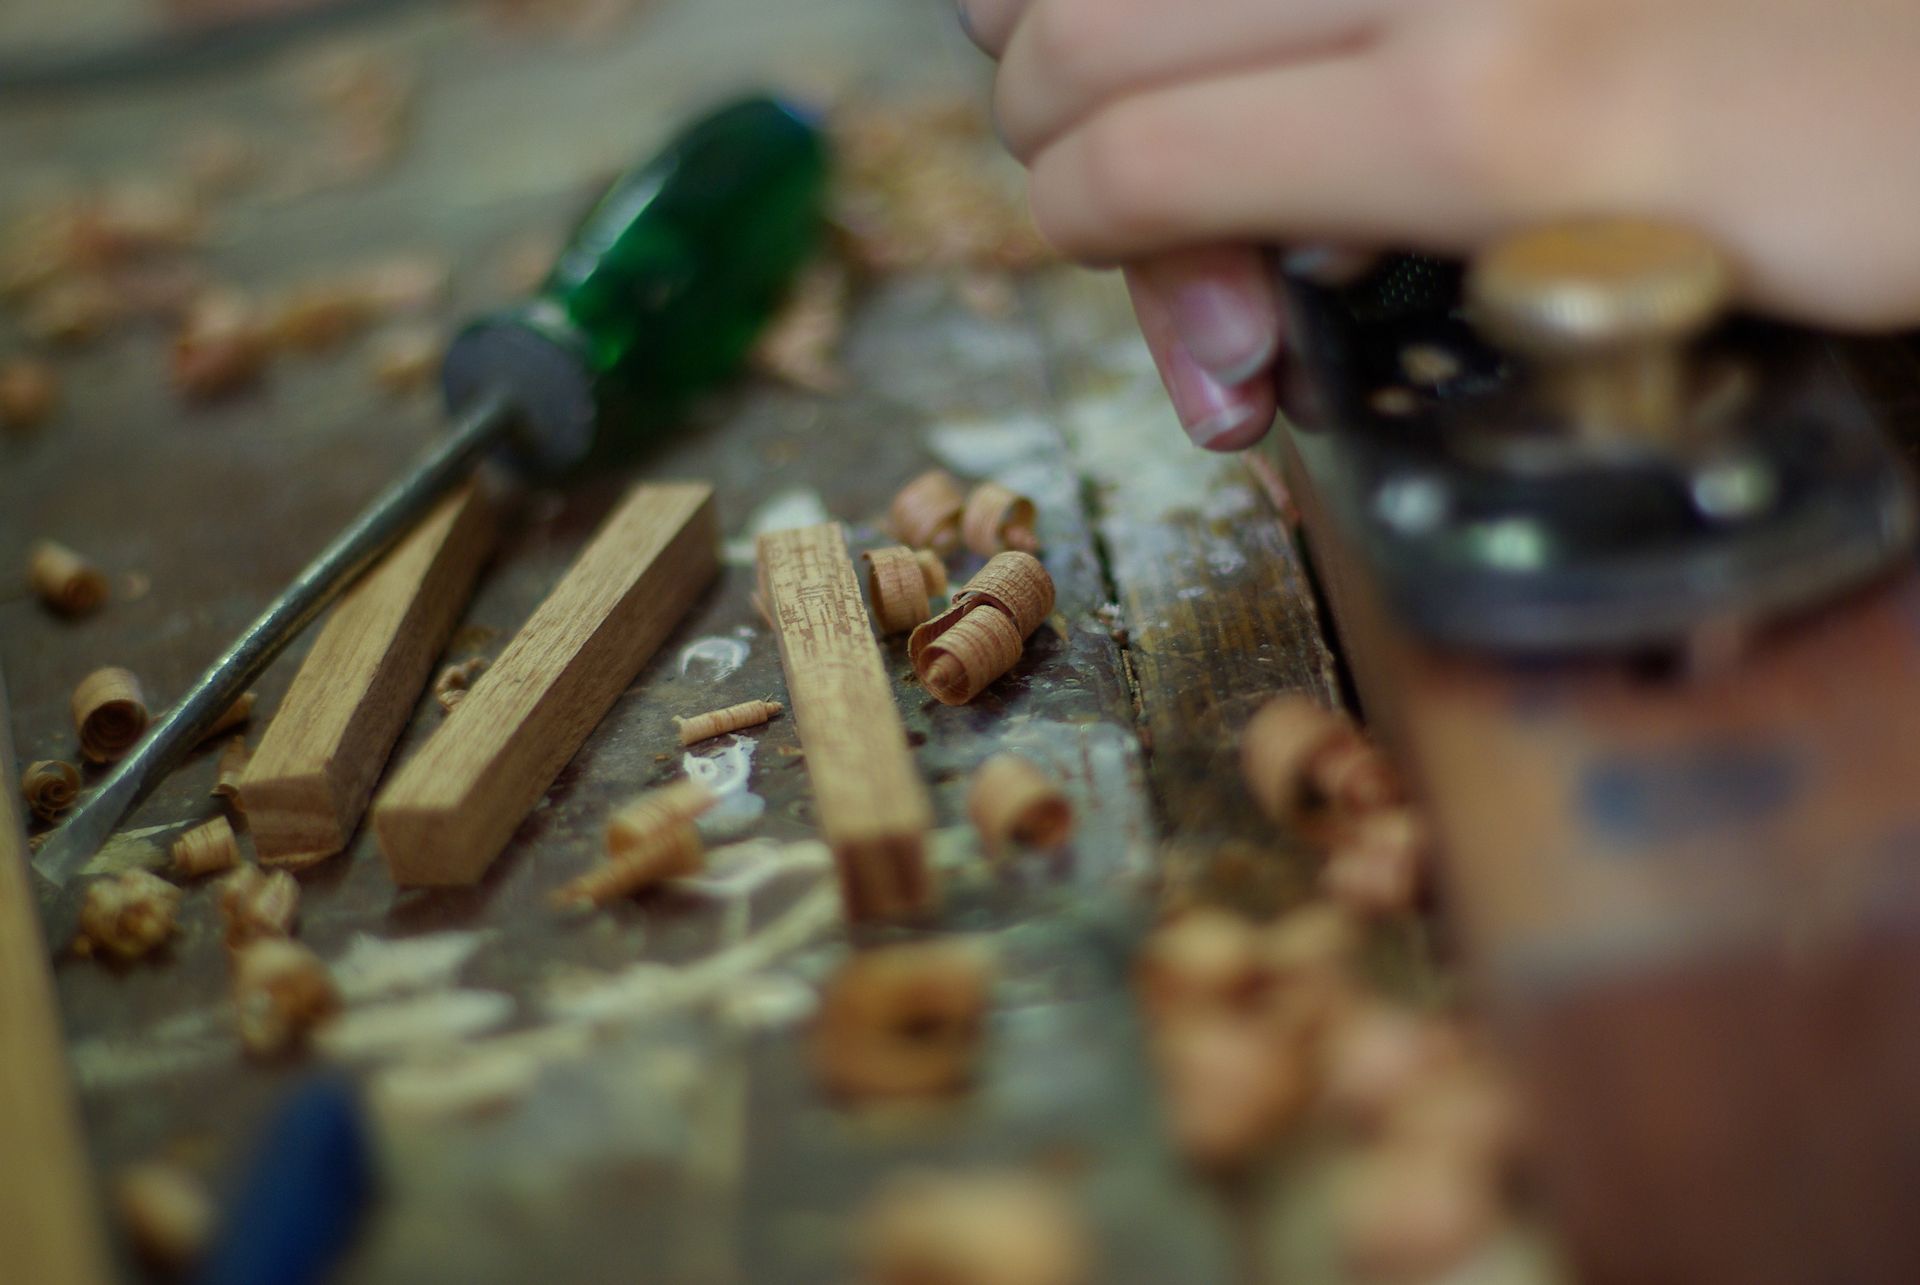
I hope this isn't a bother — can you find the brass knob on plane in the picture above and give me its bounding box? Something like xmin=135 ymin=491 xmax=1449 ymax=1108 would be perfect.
xmin=1468 ymin=217 xmax=1732 ymax=445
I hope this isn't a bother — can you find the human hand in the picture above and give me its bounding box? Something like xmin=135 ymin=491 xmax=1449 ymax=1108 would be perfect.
xmin=960 ymin=0 xmax=1920 ymax=447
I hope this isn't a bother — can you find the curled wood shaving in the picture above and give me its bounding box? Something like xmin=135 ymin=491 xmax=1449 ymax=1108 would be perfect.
xmin=71 ymin=666 xmax=149 ymax=764
xmin=268 ymin=282 xmax=373 ymax=352
xmin=1240 ymin=695 xmax=1401 ymax=840
xmin=0 ymin=357 xmax=58 ymax=430
xmin=211 ymin=736 xmax=250 ymax=811
xmin=607 ymin=779 xmax=715 ymax=849
xmin=811 ymin=939 xmax=994 ymax=1099
xmin=862 ymin=545 xmax=945 ymax=635
xmin=171 ymin=816 xmax=241 ymax=878
xmin=27 ymin=538 xmax=107 ymax=617
xmin=906 ymin=552 xmax=1056 ymax=705
xmin=433 ymin=655 xmax=488 ymax=713
xmin=967 ymin=753 xmax=1073 ymax=854
xmin=21 ymin=758 xmax=80 ymax=823
xmin=1333 ymin=1144 xmax=1501 ymax=1283
xmin=171 ymin=290 xmax=269 ymax=399
xmin=550 ymin=817 xmax=703 ymax=909
xmin=217 ymin=864 xmax=300 ymax=948
xmin=72 ymin=869 xmax=181 ymax=962
xmin=887 ymin=469 xmax=966 ymax=555
xmin=232 ymin=937 xmax=340 ymax=1058
xmin=1321 ymin=808 xmax=1430 ymax=919
xmin=673 ymin=698 xmax=783 ymax=747
xmin=859 ymin=1169 xmax=1091 ymax=1285
xmin=113 ymin=1162 xmax=215 ymax=1270
xmin=752 ymin=258 xmax=850 ymax=393
xmin=961 ymin=481 xmax=1039 ymax=556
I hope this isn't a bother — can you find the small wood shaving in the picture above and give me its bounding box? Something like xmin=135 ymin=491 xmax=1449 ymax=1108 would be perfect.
xmin=673 ymin=699 xmax=783 ymax=747
xmin=27 ymin=538 xmax=107 ymax=616
xmin=217 ymin=864 xmax=300 ymax=948
xmin=550 ymin=817 xmax=703 ymax=909
xmin=211 ymin=735 xmax=250 ymax=811
xmin=961 ymin=482 xmax=1039 ymax=556
xmin=1321 ymin=808 xmax=1429 ymax=918
xmin=171 ymin=290 xmax=269 ymax=399
xmin=352 ymin=253 xmax=449 ymax=315
xmin=1154 ymin=1009 xmax=1315 ymax=1173
xmin=0 ymin=357 xmax=58 ymax=430
xmin=862 ymin=545 xmax=945 ymax=634
xmin=753 ymin=258 xmax=849 ymax=393
xmin=811 ymin=939 xmax=993 ymax=1100
xmin=232 ymin=937 xmax=340 ymax=1058
xmin=198 ymin=690 xmax=256 ymax=744
xmin=907 ymin=552 xmax=1055 ymax=705
xmin=268 ymin=282 xmax=373 ymax=352
xmin=21 ymin=278 xmax=117 ymax=345
xmin=1241 ymin=695 xmax=1400 ymax=840
xmin=1319 ymin=1004 xmax=1465 ymax=1131
xmin=72 ymin=869 xmax=181 ymax=962
xmin=113 ymin=1162 xmax=215 ymax=1270
xmin=71 ymin=666 xmax=149 ymax=764
xmin=171 ymin=816 xmax=241 ymax=878
xmin=433 ymin=656 xmax=488 ymax=712
xmin=859 ymin=1169 xmax=1091 ymax=1285
xmin=887 ymin=469 xmax=966 ymax=555
xmin=967 ymin=753 xmax=1073 ymax=854
xmin=606 ymin=779 xmax=716 ymax=853
xmin=21 ymin=758 xmax=80 ymax=823
xmin=369 ymin=325 xmax=442 ymax=395
xmin=1334 ymin=1145 xmax=1501 ymax=1284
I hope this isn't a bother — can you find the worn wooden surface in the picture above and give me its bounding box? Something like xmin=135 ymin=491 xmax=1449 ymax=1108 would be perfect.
xmin=1 ymin=1 xmax=1399 ymax=1281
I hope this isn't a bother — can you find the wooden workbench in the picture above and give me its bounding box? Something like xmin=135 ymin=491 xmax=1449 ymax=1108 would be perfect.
xmin=0 ymin=1 xmax=1432 ymax=1280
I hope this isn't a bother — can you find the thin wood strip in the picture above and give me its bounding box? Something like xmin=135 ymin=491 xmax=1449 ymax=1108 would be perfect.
xmin=244 ymin=482 xmax=495 ymax=868
xmin=0 ymin=666 xmax=114 ymax=1285
xmin=375 ymin=482 xmax=718 ymax=887
xmin=758 ymin=523 xmax=934 ymax=920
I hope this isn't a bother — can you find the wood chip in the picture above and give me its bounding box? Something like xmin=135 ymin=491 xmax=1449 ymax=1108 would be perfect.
xmin=211 ymin=736 xmax=249 ymax=811
xmin=1321 ymin=808 xmax=1429 ymax=918
xmin=232 ymin=938 xmax=339 ymax=1058
xmin=198 ymin=690 xmax=255 ymax=744
xmin=113 ymin=1163 xmax=214 ymax=1270
xmin=759 ymin=523 xmax=935 ymax=920
xmin=907 ymin=552 xmax=1055 ymax=705
xmin=606 ymin=778 xmax=715 ymax=850
xmin=887 ymin=469 xmax=966 ymax=555
xmin=170 ymin=816 xmax=240 ymax=878
xmin=673 ymin=698 xmax=782 ymax=747
xmin=862 ymin=545 xmax=945 ymax=635
xmin=752 ymin=258 xmax=849 ymax=393
xmin=21 ymin=758 xmax=80 ymax=823
xmin=859 ymin=1169 xmax=1090 ymax=1285
xmin=433 ymin=655 xmax=489 ymax=713
xmin=812 ymin=940 xmax=993 ymax=1099
xmin=1153 ymin=1009 xmax=1315 ymax=1173
xmin=967 ymin=753 xmax=1072 ymax=854
xmin=72 ymin=869 xmax=180 ymax=962
xmin=0 ymin=357 xmax=58 ymax=430
xmin=171 ymin=290 xmax=269 ymax=399
xmin=71 ymin=666 xmax=148 ymax=764
xmin=26 ymin=539 xmax=107 ymax=616
xmin=217 ymin=865 xmax=300 ymax=948
xmin=961 ymin=481 xmax=1038 ymax=555
xmin=551 ymin=817 xmax=703 ymax=909
xmin=268 ymin=282 xmax=372 ymax=352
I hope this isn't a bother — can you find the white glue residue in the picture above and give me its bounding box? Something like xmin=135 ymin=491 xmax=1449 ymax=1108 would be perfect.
xmin=677 ymin=635 xmax=749 ymax=683
xmin=315 ymin=989 xmax=515 ymax=1060
xmin=714 ymin=972 xmax=818 ymax=1033
xmin=721 ymin=488 xmax=832 ymax=565
xmin=683 ymin=737 xmax=765 ymax=837
xmin=330 ymin=929 xmax=493 ymax=1004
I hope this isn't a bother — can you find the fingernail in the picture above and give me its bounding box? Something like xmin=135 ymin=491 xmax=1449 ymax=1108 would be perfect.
xmin=1167 ymin=279 xmax=1275 ymax=385
xmin=1163 ymin=341 xmax=1264 ymax=448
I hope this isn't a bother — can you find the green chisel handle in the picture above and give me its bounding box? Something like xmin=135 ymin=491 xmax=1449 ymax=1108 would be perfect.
xmin=444 ymin=94 xmax=830 ymax=474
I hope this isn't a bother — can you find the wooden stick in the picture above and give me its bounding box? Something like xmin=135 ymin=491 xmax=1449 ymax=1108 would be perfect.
xmin=243 ymin=482 xmax=495 ymax=868
xmin=757 ymin=523 xmax=934 ymax=919
xmin=375 ymin=482 xmax=717 ymax=886
xmin=0 ymin=667 xmax=112 ymax=1285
